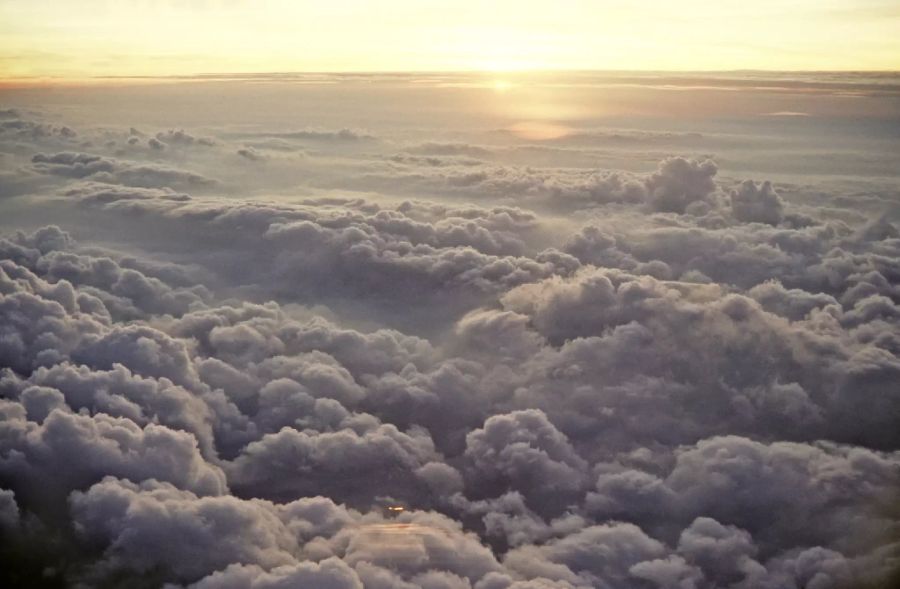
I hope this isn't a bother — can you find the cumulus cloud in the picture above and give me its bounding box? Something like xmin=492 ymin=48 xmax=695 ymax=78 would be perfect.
xmin=730 ymin=180 xmax=786 ymax=225
xmin=463 ymin=410 xmax=588 ymax=514
xmin=155 ymin=129 xmax=216 ymax=147
xmin=48 ymin=186 xmax=577 ymax=326
xmin=356 ymin=155 xmax=725 ymax=215
xmin=645 ymin=157 xmax=719 ymax=213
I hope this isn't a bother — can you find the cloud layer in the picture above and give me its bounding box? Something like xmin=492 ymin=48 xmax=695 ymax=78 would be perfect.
xmin=1 ymin=78 xmax=899 ymax=588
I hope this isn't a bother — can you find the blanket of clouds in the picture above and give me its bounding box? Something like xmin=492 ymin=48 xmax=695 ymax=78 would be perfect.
xmin=0 ymin=72 xmax=899 ymax=588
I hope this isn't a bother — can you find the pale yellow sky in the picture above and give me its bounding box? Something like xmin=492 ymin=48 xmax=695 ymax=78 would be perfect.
xmin=1 ymin=0 xmax=899 ymax=79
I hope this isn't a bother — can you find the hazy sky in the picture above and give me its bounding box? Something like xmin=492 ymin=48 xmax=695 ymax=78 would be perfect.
xmin=2 ymin=0 xmax=900 ymax=78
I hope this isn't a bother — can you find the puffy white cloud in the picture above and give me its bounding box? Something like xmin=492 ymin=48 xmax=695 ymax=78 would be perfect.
xmin=336 ymin=511 xmax=503 ymax=582
xmin=587 ymin=436 xmax=900 ymax=553
xmin=676 ymin=517 xmax=764 ymax=585
xmin=645 ymin=157 xmax=719 ymax=214
xmin=628 ymin=555 xmax=703 ymax=589
xmin=361 ymin=156 xmax=720 ymax=214
xmin=731 ymin=180 xmax=785 ymax=225
xmin=70 ymin=477 xmax=298 ymax=582
xmin=504 ymin=523 xmax=668 ymax=587
xmin=187 ymin=558 xmax=363 ymax=589
xmin=0 ymin=406 xmax=226 ymax=510
xmin=464 ymin=410 xmax=588 ymax=513
xmin=227 ymin=423 xmax=440 ymax=505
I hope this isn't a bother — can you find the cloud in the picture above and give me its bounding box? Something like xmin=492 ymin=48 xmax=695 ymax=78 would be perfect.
xmin=226 ymin=423 xmax=440 ymax=505
xmin=155 ymin=129 xmax=216 ymax=147
xmin=358 ymin=156 xmax=720 ymax=214
xmin=588 ymin=436 xmax=899 ymax=551
xmin=237 ymin=147 xmax=264 ymax=161
xmin=503 ymin=523 xmax=668 ymax=587
xmin=235 ymin=128 xmax=374 ymax=143
xmin=645 ymin=157 xmax=719 ymax=214
xmin=0 ymin=405 xmax=226 ymax=513
xmin=187 ymin=558 xmax=363 ymax=589
xmin=0 ymin=116 xmax=77 ymax=142
xmin=0 ymin=488 xmax=18 ymax=531
xmin=31 ymin=152 xmax=216 ymax=189
xmin=730 ymin=180 xmax=786 ymax=225
xmin=50 ymin=187 xmax=576 ymax=323
xmin=463 ymin=410 xmax=588 ymax=514
xmin=406 ymin=142 xmax=494 ymax=158
xmin=1 ymin=218 xmax=896 ymax=586
xmin=69 ymin=477 xmax=301 ymax=582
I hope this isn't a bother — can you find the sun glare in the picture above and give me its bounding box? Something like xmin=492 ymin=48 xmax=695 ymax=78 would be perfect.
xmin=509 ymin=121 xmax=572 ymax=141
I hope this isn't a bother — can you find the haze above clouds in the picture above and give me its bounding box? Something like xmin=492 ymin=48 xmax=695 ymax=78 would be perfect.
xmin=1 ymin=72 xmax=899 ymax=588
xmin=2 ymin=0 xmax=900 ymax=76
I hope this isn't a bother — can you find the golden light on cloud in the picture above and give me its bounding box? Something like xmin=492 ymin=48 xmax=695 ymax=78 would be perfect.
xmin=509 ymin=121 xmax=572 ymax=141
xmin=0 ymin=0 xmax=898 ymax=80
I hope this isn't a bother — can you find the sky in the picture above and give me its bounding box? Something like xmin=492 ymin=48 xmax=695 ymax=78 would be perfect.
xmin=2 ymin=0 xmax=900 ymax=79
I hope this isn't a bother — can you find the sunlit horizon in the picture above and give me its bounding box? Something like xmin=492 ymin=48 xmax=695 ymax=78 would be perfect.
xmin=2 ymin=0 xmax=900 ymax=81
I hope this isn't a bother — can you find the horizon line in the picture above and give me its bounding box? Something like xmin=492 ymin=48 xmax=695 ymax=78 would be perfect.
xmin=16 ymin=68 xmax=900 ymax=77
xmin=3 ymin=68 xmax=899 ymax=89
